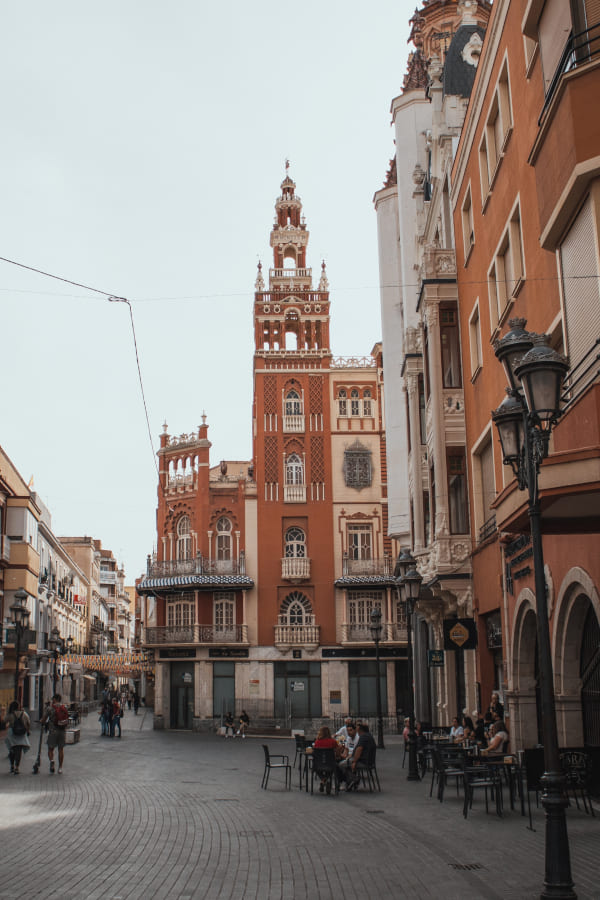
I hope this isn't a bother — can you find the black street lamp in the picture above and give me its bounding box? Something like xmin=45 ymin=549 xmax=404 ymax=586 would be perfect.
xmin=10 ymin=588 xmax=31 ymax=704
xmin=395 ymin=550 xmax=422 ymax=782
xmin=369 ymin=606 xmax=385 ymax=749
xmin=492 ymin=318 xmax=574 ymax=900
xmin=48 ymin=627 xmax=62 ymax=696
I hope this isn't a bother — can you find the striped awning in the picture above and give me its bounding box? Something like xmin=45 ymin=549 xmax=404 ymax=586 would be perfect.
xmin=139 ymin=575 xmax=254 ymax=592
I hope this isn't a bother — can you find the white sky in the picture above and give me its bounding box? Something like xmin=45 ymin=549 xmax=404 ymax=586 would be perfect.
xmin=1 ymin=1 xmax=415 ymax=579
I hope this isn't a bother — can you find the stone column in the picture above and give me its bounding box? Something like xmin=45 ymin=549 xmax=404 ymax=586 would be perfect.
xmin=424 ymin=302 xmax=449 ymax=540
xmin=406 ymin=373 xmax=425 ymax=550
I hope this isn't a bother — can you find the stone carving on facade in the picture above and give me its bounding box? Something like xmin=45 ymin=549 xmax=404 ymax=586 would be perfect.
xmin=451 ymin=539 xmax=472 ymax=563
xmin=404 ymin=325 xmax=423 ymax=355
xmin=424 ymin=302 xmax=439 ymax=328
xmin=168 ymin=432 xmax=201 ymax=449
xmin=455 ymin=587 xmax=474 ymax=616
xmin=462 ymin=31 xmax=483 ymax=67
xmin=435 ymin=510 xmax=449 ymax=538
xmin=406 ymin=372 xmax=419 ymax=398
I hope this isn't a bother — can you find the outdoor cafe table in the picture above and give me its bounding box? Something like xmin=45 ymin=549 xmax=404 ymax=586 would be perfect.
xmin=298 ymin=748 xmax=313 ymax=792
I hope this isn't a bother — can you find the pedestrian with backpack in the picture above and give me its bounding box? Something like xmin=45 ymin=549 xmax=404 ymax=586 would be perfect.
xmin=5 ymin=700 xmax=31 ymax=774
xmin=42 ymin=693 xmax=69 ymax=774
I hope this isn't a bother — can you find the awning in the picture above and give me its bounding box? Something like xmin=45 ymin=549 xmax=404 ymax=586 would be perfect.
xmin=83 ymin=674 xmax=97 ymax=682
xmin=139 ymin=574 xmax=254 ymax=592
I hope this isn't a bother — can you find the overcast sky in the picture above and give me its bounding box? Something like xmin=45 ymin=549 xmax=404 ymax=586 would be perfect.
xmin=1 ymin=1 xmax=415 ymax=579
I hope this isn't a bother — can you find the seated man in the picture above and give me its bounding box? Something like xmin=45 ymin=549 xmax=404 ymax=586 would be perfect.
xmin=334 ymin=717 xmax=353 ymax=741
xmin=336 ymin=722 xmax=359 ymax=786
xmin=347 ymin=722 xmax=376 ymax=791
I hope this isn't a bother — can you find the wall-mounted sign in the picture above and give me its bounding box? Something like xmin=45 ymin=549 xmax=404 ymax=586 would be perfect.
xmin=290 ymin=681 xmax=305 ymax=692
xmin=443 ymin=618 xmax=478 ymax=651
xmin=182 ymin=672 xmax=193 ymax=683
xmin=428 ymin=649 xmax=445 ymax=667
xmin=330 ymin=690 xmax=342 ymax=704
xmin=159 ymin=649 xmax=195 ymax=659
xmin=292 ymin=649 xmax=302 ymax=659
xmin=208 ymin=648 xmax=249 ymax=658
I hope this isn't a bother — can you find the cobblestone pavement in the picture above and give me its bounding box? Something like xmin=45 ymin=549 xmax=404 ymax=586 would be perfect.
xmin=0 ymin=710 xmax=598 ymax=900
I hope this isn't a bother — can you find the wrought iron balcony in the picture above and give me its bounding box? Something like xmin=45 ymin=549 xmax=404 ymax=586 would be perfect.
xmin=342 ymin=557 xmax=393 ymax=577
xmin=281 ymin=557 xmax=311 ymax=581
xmin=274 ymin=622 xmax=319 ymax=649
xmin=146 ymin=555 xmax=246 ymax=577
xmin=340 ymin=622 xmax=407 ymax=643
xmin=143 ymin=624 xmax=249 ymax=645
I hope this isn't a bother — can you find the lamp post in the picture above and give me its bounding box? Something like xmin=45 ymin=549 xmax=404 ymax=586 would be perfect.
xmin=395 ymin=550 xmax=422 ymax=781
xmin=369 ymin=606 xmax=385 ymax=749
xmin=492 ymin=318 xmax=574 ymax=900
xmin=10 ymin=588 xmax=31 ymax=704
xmin=48 ymin=627 xmax=62 ymax=696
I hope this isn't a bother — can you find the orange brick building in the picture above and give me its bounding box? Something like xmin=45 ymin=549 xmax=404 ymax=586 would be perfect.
xmin=139 ymin=175 xmax=407 ymax=730
xmin=452 ymin=0 xmax=600 ymax=748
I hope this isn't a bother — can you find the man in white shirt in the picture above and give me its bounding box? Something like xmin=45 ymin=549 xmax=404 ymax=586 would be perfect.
xmin=449 ymin=716 xmax=464 ymax=742
xmin=337 ymin=722 xmax=359 ymax=787
xmin=335 ymin=717 xmax=353 ymax=741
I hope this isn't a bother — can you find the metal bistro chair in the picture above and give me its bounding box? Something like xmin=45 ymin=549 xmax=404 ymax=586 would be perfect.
xmin=355 ymin=746 xmax=381 ymax=792
xmin=310 ymin=748 xmax=340 ymax=796
xmin=463 ymin=764 xmax=503 ymax=819
xmin=293 ymin=734 xmax=310 ymax=768
xmin=261 ymin=745 xmax=291 ymax=791
xmin=560 ymin=751 xmax=595 ymax=816
xmin=430 ymin=746 xmax=464 ymax=803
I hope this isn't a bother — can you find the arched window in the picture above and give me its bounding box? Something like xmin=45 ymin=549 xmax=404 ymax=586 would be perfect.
xmin=279 ymin=592 xmax=313 ymax=626
xmin=363 ymin=389 xmax=372 ymax=417
xmin=338 ymin=388 xmax=347 ymax=417
xmin=216 ymin=516 xmax=232 ymax=561
xmin=177 ymin=515 xmax=192 ymax=560
xmin=285 ymin=453 xmax=304 ymax=485
xmin=284 ymin=389 xmax=302 ymax=415
xmin=285 ymin=527 xmax=306 ymax=558
xmin=350 ymin=389 xmax=360 ymax=416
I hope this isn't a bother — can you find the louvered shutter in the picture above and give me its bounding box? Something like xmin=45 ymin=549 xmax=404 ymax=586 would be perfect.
xmin=560 ymin=195 xmax=600 ymax=380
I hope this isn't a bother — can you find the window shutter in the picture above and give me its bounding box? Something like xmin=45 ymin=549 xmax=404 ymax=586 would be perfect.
xmin=560 ymin=196 xmax=600 ymax=379
xmin=538 ymin=2 xmax=572 ymax=92
xmin=584 ymin=0 xmax=600 ymax=28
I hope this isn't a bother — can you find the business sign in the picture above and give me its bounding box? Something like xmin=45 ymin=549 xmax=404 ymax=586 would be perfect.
xmin=290 ymin=681 xmax=305 ymax=692
xmin=329 ymin=690 xmax=342 ymax=704
xmin=208 ymin=648 xmax=249 ymax=658
xmin=428 ymin=649 xmax=445 ymax=667
xmin=443 ymin=618 xmax=478 ymax=651
xmin=5 ymin=629 xmax=37 ymax=646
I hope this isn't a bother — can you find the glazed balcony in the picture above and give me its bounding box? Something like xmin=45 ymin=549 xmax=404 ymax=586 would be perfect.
xmin=146 ymin=555 xmax=246 ymax=577
xmin=143 ymin=624 xmax=249 ymax=646
xmin=281 ymin=557 xmax=311 ymax=581
xmin=274 ymin=621 xmax=320 ymax=650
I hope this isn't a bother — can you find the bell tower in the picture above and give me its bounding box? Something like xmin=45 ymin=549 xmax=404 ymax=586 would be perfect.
xmin=252 ymin=168 xmax=335 ymax=650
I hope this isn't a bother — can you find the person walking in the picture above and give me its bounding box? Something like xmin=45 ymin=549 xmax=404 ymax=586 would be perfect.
xmin=111 ymin=697 xmax=122 ymax=738
xmin=133 ymin=691 xmax=140 ymax=715
xmin=5 ymin=700 xmax=31 ymax=774
xmin=42 ymin=693 xmax=69 ymax=774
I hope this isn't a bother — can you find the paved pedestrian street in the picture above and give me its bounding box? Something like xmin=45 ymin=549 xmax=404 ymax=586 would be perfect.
xmin=1 ymin=711 xmax=598 ymax=900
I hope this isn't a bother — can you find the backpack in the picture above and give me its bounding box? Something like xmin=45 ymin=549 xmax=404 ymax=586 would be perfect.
xmin=55 ymin=704 xmax=70 ymax=728
xmin=12 ymin=713 xmax=27 ymax=737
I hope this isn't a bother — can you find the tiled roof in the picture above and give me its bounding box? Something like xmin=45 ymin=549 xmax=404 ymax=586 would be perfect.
xmin=334 ymin=575 xmax=397 ymax=587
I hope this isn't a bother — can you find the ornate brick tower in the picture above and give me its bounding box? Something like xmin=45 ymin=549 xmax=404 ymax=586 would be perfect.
xmin=252 ymin=172 xmax=336 ymax=711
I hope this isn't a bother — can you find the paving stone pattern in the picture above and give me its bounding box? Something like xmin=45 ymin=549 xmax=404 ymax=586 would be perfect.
xmin=0 ymin=711 xmax=598 ymax=899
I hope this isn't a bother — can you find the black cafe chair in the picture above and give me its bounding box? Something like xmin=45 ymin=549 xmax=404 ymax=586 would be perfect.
xmin=430 ymin=746 xmax=464 ymax=802
xmin=463 ymin=764 xmax=503 ymax=818
xmin=293 ymin=734 xmax=310 ymax=768
xmin=261 ymin=745 xmax=291 ymax=790
xmin=355 ymin=746 xmax=381 ymax=792
xmin=310 ymin=748 xmax=339 ymax=795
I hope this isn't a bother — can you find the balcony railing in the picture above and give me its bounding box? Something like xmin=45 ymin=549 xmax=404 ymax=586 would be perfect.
xmin=342 ymin=557 xmax=393 ymax=577
xmin=274 ymin=623 xmax=320 ymax=648
xmin=341 ymin=622 xmax=407 ymax=643
xmin=284 ymin=484 xmax=306 ymax=503
xmin=270 ymin=267 xmax=312 ymax=279
xmin=147 ymin=555 xmax=246 ymax=577
xmin=540 ymin=22 xmax=600 ymax=124
xmin=143 ymin=624 xmax=248 ymax=645
xmin=478 ymin=513 xmax=497 ymax=545
xmin=282 ymin=414 xmax=305 ymax=433
xmin=281 ymin=557 xmax=311 ymax=580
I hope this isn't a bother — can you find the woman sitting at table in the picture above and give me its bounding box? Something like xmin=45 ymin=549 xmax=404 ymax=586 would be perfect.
xmin=486 ymin=720 xmax=509 ymax=753
xmin=456 ymin=715 xmax=475 ymax=743
xmin=313 ymin=726 xmax=339 ymax=793
xmin=474 ymin=715 xmax=487 ymax=747
xmin=449 ymin=716 xmax=464 ymax=742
